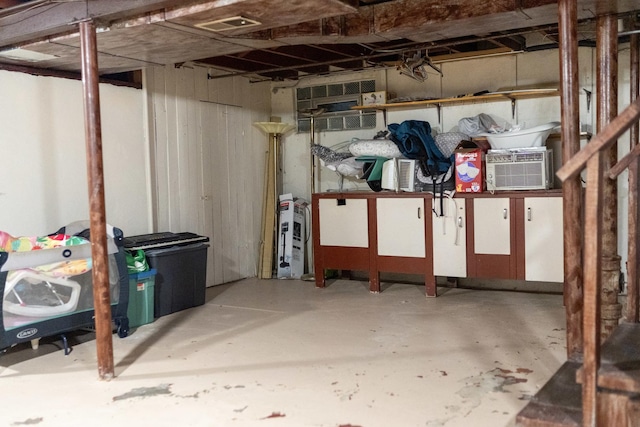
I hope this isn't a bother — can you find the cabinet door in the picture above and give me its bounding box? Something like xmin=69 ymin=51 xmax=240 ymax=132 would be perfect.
xmin=377 ymin=198 xmax=425 ymax=257
xmin=473 ymin=198 xmax=511 ymax=255
xmin=432 ymin=198 xmax=466 ymax=277
xmin=524 ymin=197 xmax=563 ymax=282
xmin=318 ymin=198 xmax=368 ymax=247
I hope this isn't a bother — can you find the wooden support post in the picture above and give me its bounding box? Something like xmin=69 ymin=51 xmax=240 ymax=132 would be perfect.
xmin=255 ymin=122 xmax=293 ymax=279
xmin=558 ymin=0 xmax=584 ymax=359
xmin=597 ymin=14 xmax=622 ymax=341
xmin=79 ymin=20 xmax=114 ymax=380
xmin=258 ymin=150 xmax=271 ymax=278
xmin=258 ymin=135 xmax=276 ymax=279
xmin=583 ymin=152 xmax=604 ymax=427
xmin=626 ymin=29 xmax=640 ymax=323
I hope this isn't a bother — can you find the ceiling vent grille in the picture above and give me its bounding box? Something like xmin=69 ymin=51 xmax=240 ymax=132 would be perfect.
xmin=195 ymin=16 xmax=261 ymax=32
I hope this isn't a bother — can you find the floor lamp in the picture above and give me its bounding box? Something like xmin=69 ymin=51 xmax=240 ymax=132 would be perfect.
xmin=254 ymin=121 xmax=294 ymax=279
xmin=299 ymin=108 xmax=325 ymax=281
xmin=300 ymin=108 xmax=326 ymax=196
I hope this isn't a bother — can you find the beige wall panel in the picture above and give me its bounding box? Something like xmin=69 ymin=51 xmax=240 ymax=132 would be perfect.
xmin=146 ymin=65 xmax=270 ymax=286
xmin=0 ymin=69 xmax=150 ymax=236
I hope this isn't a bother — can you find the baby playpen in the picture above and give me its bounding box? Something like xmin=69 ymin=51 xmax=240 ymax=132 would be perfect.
xmin=0 ymin=221 xmax=129 ymax=353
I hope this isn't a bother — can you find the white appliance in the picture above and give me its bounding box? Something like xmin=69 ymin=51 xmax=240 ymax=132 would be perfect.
xmin=277 ymin=194 xmax=306 ymax=279
xmin=381 ymin=158 xmax=417 ymax=192
xmin=485 ymin=147 xmax=554 ymax=191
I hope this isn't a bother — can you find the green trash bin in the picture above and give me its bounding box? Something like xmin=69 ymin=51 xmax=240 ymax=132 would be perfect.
xmin=127 ymin=268 xmax=156 ymax=328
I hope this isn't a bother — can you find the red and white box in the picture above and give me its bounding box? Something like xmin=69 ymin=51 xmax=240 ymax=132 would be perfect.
xmin=455 ymin=144 xmax=485 ymax=193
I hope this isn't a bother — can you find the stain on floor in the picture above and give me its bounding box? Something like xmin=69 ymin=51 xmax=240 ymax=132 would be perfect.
xmin=491 ymin=368 xmax=529 ymax=392
xmin=10 ymin=418 xmax=43 ymax=426
xmin=425 ymin=365 xmax=534 ymax=426
xmin=261 ymin=412 xmax=285 ymax=419
xmin=112 ymin=384 xmax=172 ymax=401
xmin=111 ymin=384 xmax=221 ymax=402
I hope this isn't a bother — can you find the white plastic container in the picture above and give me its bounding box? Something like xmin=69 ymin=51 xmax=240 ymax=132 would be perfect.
xmin=481 ymin=121 xmax=560 ymax=149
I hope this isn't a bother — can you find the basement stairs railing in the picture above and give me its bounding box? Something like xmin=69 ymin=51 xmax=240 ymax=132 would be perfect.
xmin=517 ymin=98 xmax=640 ymax=426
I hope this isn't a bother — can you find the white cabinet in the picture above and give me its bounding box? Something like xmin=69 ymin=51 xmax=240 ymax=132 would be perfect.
xmin=318 ymin=198 xmax=368 ymax=247
xmin=473 ymin=198 xmax=511 ymax=255
xmin=432 ymin=198 xmax=467 ymax=277
xmin=376 ymin=198 xmax=425 ymax=257
xmin=313 ymin=191 xmax=563 ymax=294
xmin=524 ymin=197 xmax=564 ymax=282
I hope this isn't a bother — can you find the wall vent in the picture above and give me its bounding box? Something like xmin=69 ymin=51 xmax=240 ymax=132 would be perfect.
xmin=195 ymin=16 xmax=261 ymax=32
xmin=296 ymin=80 xmax=377 ymax=132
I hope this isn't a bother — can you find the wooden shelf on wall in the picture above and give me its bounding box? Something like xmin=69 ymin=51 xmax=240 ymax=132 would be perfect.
xmin=352 ymin=88 xmax=560 ymax=110
xmin=351 ymin=87 xmax=560 ymax=123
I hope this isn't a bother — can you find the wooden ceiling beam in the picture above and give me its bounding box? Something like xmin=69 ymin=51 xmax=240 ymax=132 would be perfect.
xmin=0 ymin=0 xmax=24 ymax=8
xmin=539 ymin=29 xmax=560 ymax=43
xmin=0 ymin=0 xmax=358 ymax=49
xmin=313 ymin=43 xmax=370 ymax=57
xmin=332 ymin=59 xmax=365 ymax=69
xmin=297 ymin=64 xmax=331 ymax=74
xmin=199 ymin=50 xmax=331 ymax=79
xmin=3 ymin=0 xmax=639 ymax=80
xmin=238 ymin=50 xmax=305 ymax=67
xmin=198 ymin=55 xmax=269 ymax=71
xmin=0 ymin=0 xmax=193 ymax=46
xmin=253 ymin=47 xmax=320 ymax=64
xmin=257 ymin=69 xmax=299 ymax=80
xmin=272 ymin=44 xmax=355 ymax=62
xmin=491 ymin=35 xmax=527 ymax=51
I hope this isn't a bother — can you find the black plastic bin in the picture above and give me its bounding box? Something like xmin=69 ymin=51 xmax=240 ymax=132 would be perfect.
xmin=123 ymin=232 xmax=209 ymax=318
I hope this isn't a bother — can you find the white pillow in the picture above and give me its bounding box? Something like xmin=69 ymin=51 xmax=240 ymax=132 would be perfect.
xmin=348 ymin=138 xmax=403 ymax=158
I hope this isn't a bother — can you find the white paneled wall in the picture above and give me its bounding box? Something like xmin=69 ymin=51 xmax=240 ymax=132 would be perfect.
xmin=0 ymin=70 xmax=150 ymax=237
xmin=145 ymin=65 xmax=270 ymax=286
xmin=272 ymin=46 xmax=634 ymax=280
xmin=140 ymin=46 xmax=634 ymax=285
xmin=272 ymin=48 xmax=602 ymax=196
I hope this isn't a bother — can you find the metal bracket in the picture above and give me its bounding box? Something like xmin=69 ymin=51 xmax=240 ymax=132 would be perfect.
xmin=508 ymin=97 xmax=516 ymax=119
xmin=584 ymin=88 xmax=592 ymax=112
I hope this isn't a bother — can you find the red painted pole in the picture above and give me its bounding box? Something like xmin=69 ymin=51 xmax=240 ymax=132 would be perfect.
xmin=79 ymin=20 xmax=114 ymax=380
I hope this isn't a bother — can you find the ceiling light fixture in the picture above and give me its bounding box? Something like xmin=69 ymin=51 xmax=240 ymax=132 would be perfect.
xmin=195 ymin=16 xmax=261 ymax=32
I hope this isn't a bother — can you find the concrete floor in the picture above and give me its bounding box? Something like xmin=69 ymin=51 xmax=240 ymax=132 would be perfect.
xmin=0 ymin=278 xmax=566 ymax=427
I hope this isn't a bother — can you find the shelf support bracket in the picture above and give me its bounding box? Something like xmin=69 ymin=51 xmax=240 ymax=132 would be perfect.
xmin=436 ymin=103 xmax=442 ymax=123
xmin=508 ymin=97 xmax=516 ymax=119
xmin=584 ymin=88 xmax=592 ymax=112
xmin=382 ymin=108 xmax=388 ymax=127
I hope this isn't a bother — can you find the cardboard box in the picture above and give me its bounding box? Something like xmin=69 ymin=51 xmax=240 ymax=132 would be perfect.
xmin=362 ymin=91 xmax=387 ymax=105
xmin=455 ymin=147 xmax=484 ymax=193
xmin=277 ymin=194 xmax=307 ymax=279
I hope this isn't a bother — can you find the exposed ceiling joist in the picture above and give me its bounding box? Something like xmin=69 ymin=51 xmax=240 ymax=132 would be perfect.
xmin=0 ymin=1 xmax=638 ymax=82
xmin=0 ymin=0 xmax=24 ymax=7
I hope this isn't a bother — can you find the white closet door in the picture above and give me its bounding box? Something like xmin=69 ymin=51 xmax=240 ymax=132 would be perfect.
xmin=149 ymin=67 xmax=269 ymax=287
xmin=200 ymin=102 xmax=246 ymax=286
